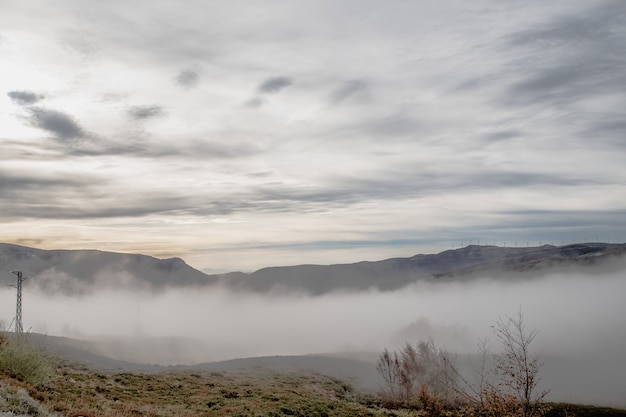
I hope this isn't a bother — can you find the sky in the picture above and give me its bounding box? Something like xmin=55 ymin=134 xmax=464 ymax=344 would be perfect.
xmin=1 ymin=0 xmax=625 ymax=272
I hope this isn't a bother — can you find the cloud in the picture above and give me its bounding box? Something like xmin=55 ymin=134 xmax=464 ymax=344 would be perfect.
xmin=506 ymin=1 xmax=626 ymax=49
xmin=501 ymin=1 xmax=626 ymax=107
xmin=329 ymin=80 xmax=368 ymax=104
xmin=481 ymin=130 xmax=521 ymax=143
xmin=0 ymin=169 xmax=192 ymax=220
xmin=7 ymin=90 xmax=43 ymax=106
xmin=2 ymin=270 xmax=626 ymax=407
xmin=244 ymin=97 xmax=265 ymax=108
xmin=0 ymin=171 xmax=91 ymax=195
xmin=27 ymin=107 xmax=85 ymax=140
xmin=0 ymin=170 xmax=103 ymax=220
xmin=127 ymin=105 xmax=165 ymax=120
xmin=258 ymin=76 xmax=293 ymax=94
xmin=175 ymin=69 xmax=200 ymax=88
xmin=580 ymin=118 xmax=626 ymax=148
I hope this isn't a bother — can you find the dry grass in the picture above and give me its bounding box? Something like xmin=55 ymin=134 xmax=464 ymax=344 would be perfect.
xmin=16 ymin=365 xmax=393 ymax=417
xmin=2 ymin=352 xmax=626 ymax=417
xmin=0 ymin=333 xmax=55 ymax=387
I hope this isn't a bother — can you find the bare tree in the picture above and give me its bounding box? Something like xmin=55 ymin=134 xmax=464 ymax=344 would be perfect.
xmin=416 ymin=339 xmax=458 ymax=402
xmin=491 ymin=309 xmax=548 ymax=417
xmin=376 ymin=348 xmax=402 ymax=405
xmin=399 ymin=342 xmax=421 ymax=401
xmin=376 ymin=340 xmax=462 ymax=408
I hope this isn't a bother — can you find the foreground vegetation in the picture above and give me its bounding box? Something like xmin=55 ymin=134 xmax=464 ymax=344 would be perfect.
xmin=2 ymin=331 xmax=626 ymax=417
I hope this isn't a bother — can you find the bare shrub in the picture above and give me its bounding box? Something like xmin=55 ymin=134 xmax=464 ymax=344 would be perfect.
xmin=376 ymin=347 xmax=404 ymax=406
xmin=376 ymin=340 xmax=461 ymax=409
xmin=491 ymin=309 xmax=549 ymax=417
xmin=0 ymin=334 xmax=53 ymax=386
xmin=417 ymin=383 xmax=445 ymax=417
xmin=377 ymin=309 xmax=549 ymax=416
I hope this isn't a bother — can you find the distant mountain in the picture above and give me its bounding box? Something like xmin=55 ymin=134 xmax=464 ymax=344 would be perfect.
xmin=1 ymin=242 xmax=625 ymax=296
xmin=0 ymin=243 xmax=216 ymax=294
xmin=213 ymin=243 xmax=626 ymax=295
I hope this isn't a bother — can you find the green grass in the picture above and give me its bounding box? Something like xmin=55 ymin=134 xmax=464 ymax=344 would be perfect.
xmin=543 ymin=403 xmax=626 ymax=417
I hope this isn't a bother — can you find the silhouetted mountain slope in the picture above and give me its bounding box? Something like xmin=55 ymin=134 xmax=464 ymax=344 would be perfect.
xmin=215 ymin=243 xmax=626 ymax=294
xmin=0 ymin=243 xmax=216 ymax=294
xmin=1 ymin=242 xmax=625 ymax=296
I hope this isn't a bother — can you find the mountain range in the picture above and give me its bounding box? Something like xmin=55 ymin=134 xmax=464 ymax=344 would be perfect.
xmin=1 ymin=242 xmax=625 ymax=296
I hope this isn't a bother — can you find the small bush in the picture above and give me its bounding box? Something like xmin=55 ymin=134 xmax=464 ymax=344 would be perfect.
xmin=0 ymin=382 xmax=51 ymax=417
xmin=0 ymin=335 xmax=53 ymax=386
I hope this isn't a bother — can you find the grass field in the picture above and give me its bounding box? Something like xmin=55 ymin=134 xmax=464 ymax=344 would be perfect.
xmin=2 ymin=361 xmax=398 ymax=417
xmin=2 ymin=333 xmax=626 ymax=417
xmin=3 ymin=363 xmax=626 ymax=417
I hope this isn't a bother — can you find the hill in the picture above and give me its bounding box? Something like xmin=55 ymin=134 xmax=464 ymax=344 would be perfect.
xmin=1 ymin=242 xmax=625 ymax=295
xmin=3 ymin=333 xmax=626 ymax=416
xmin=214 ymin=243 xmax=626 ymax=294
xmin=0 ymin=243 xmax=216 ymax=294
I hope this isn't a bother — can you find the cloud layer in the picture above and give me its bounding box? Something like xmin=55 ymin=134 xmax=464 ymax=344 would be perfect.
xmin=0 ymin=0 xmax=625 ymax=270
xmin=1 ymin=270 xmax=625 ymax=406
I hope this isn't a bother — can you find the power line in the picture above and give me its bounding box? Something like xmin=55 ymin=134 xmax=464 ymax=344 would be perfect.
xmin=9 ymin=271 xmax=28 ymax=334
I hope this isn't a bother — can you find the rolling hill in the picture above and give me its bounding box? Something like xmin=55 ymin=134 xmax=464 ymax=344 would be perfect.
xmin=0 ymin=243 xmax=216 ymax=294
xmin=1 ymin=242 xmax=625 ymax=295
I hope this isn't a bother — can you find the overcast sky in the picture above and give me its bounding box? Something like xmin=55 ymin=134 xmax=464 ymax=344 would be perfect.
xmin=2 ymin=0 xmax=625 ymax=272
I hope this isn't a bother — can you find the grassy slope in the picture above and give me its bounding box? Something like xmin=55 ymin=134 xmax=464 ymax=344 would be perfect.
xmin=4 ymin=363 xmax=393 ymax=417
xmin=3 ymin=361 xmax=626 ymax=417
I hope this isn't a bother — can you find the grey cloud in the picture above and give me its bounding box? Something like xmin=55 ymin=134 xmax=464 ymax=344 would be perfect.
xmin=368 ymin=114 xmax=420 ymax=138
xmin=507 ymin=1 xmax=626 ymax=49
xmin=244 ymin=97 xmax=265 ymax=108
xmin=482 ymin=130 xmax=521 ymax=143
xmin=28 ymin=107 xmax=85 ymax=140
xmin=5 ymin=198 xmax=189 ymax=221
xmin=184 ymin=170 xmax=588 ymax=218
xmin=330 ymin=80 xmax=367 ymax=104
xmin=141 ymin=138 xmax=262 ymax=160
xmin=501 ymin=1 xmax=626 ymax=107
xmin=490 ymin=209 xmax=626 ymax=243
xmin=501 ymin=209 xmax=626 ymax=229
xmin=578 ymin=117 xmax=626 ymax=148
xmin=0 ymin=170 xmax=92 ymax=195
xmin=321 ymin=112 xmax=422 ymax=142
xmin=115 ymin=137 xmax=261 ymax=159
xmin=128 ymin=105 xmax=165 ymax=120
xmin=0 ymin=170 xmax=101 ymax=219
xmin=466 ymin=171 xmax=588 ymax=188
xmin=7 ymin=90 xmax=43 ymax=106
xmin=61 ymin=29 xmax=101 ymax=58
xmin=175 ymin=69 xmax=200 ymax=88
xmin=503 ymin=62 xmax=617 ymax=107
xmin=258 ymin=76 xmax=293 ymax=94
xmin=125 ymin=138 xmax=262 ymax=160
xmin=0 ymin=169 xmax=193 ymax=221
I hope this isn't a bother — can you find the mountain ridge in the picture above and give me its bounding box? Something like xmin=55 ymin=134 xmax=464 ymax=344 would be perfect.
xmin=1 ymin=242 xmax=625 ymax=296
xmin=0 ymin=242 xmax=216 ymax=294
xmin=212 ymin=242 xmax=626 ymax=294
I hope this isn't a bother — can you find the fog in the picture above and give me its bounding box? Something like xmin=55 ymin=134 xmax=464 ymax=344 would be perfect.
xmin=1 ymin=270 xmax=625 ymax=407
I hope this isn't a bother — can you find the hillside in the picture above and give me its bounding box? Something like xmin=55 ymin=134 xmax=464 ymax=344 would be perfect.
xmin=214 ymin=243 xmax=626 ymax=294
xmin=3 ymin=333 xmax=626 ymax=416
xmin=1 ymin=242 xmax=625 ymax=295
xmin=0 ymin=243 xmax=216 ymax=294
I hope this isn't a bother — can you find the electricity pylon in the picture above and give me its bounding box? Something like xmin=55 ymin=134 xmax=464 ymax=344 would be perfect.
xmin=11 ymin=271 xmax=28 ymax=334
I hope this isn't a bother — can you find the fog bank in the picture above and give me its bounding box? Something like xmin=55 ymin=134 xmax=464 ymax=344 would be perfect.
xmin=1 ymin=270 xmax=625 ymax=406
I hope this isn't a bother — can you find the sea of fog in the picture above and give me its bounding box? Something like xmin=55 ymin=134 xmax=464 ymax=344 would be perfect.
xmin=1 ymin=270 xmax=625 ymax=407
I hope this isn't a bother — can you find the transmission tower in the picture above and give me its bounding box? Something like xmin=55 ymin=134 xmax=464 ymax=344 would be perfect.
xmin=10 ymin=271 xmax=28 ymax=334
